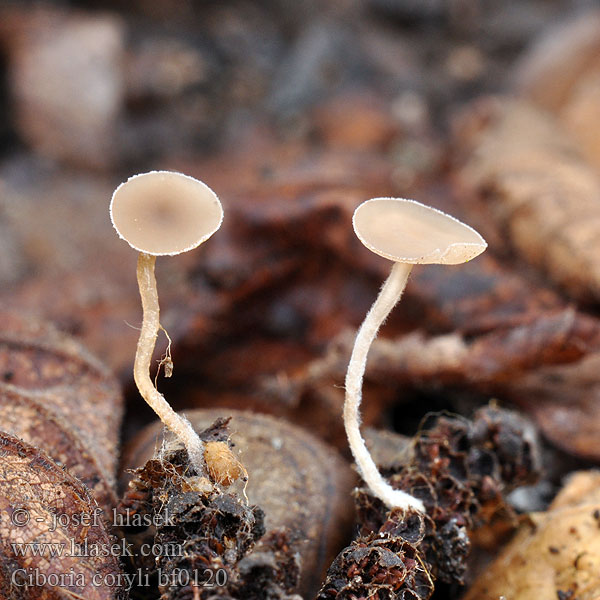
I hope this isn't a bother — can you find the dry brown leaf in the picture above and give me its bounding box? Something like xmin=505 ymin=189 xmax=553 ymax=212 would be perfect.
xmin=561 ymin=71 xmax=600 ymax=170
xmin=0 ymin=311 xmax=123 ymax=511
xmin=464 ymin=308 xmax=600 ymax=381
xmin=464 ymin=470 xmax=600 ymax=600
xmin=456 ymin=98 xmax=600 ymax=301
xmin=506 ymin=352 xmax=600 ymax=461
xmin=512 ymin=8 xmax=600 ymax=173
xmin=513 ymin=10 xmax=600 ymax=111
xmin=263 ymin=308 xmax=600 ymax=405
xmin=0 ymin=432 xmax=124 ymax=599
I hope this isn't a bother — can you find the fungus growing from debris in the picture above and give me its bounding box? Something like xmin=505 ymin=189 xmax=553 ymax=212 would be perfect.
xmin=110 ymin=171 xmax=223 ymax=473
xmin=345 ymin=197 xmax=487 ymax=511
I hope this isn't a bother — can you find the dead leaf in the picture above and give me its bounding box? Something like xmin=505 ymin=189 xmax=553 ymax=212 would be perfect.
xmin=0 ymin=432 xmax=124 ymax=599
xmin=456 ymin=98 xmax=600 ymax=301
xmin=513 ymin=10 xmax=600 ymax=111
xmin=0 ymin=311 xmax=123 ymax=511
xmin=464 ymin=470 xmax=600 ymax=600
xmin=263 ymin=307 xmax=600 ymax=404
xmin=507 ymin=352 xmax=600 ymax=461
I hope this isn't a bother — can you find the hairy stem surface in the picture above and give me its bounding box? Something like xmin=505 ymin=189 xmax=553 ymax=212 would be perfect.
xmin=134 ymin=253 xmax=205 ymax=473
xmin=344 ymin=261 xmax=425 ymax=512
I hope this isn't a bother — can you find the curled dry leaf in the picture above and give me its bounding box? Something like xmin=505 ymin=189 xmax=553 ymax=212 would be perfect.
xmin=509 ymin=7 xmax=600 ymax=173
xmin=0 ymin=386 xmax=117 ymax=513
xmin=0 ymin=312 xmax=126 ymax=597
xmin=456 ymin=98 xmax=600 ymax=301
xmin=121 ymin=409 xmax=356 ymax=598
xmin=512 ymin=7 xmax=600 ymax=184
xmin=405 ymin=253 xmax=564 ymax=335
xmin=0 ymin=311 xmax=123 ymax=511
xmin=513 ymin=10 xmax=600 ymax=112
xmin=464 ymin=470 xmax=600 ymax=600
xmin=560 ymin=71 xmax=600 ymax=171
xmin=463 ymin=308 xmax=600 ymax=382
xmin=507 ymin=352 xmax=600 ymax=461
xmin=264 ymin=307 xmax=600 ymax=404
xmin=0 ymin=432 xmax=125 ymax=600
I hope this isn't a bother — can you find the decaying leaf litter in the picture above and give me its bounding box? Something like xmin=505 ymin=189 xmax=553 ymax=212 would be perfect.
xmin=3 ymin=1 xmax=600 ymax=599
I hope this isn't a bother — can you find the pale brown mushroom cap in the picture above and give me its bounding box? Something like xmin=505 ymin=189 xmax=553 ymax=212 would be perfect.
xmin=110 ymin=171 xmax=223 ymax=256
xmin=353 ymin=197 xmax=487 ymax=265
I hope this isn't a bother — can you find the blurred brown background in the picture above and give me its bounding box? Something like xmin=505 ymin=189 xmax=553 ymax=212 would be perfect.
xmin=2 ymin=0 xmax=600 ymax=469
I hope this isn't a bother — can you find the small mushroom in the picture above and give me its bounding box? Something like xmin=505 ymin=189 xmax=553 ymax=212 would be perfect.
xmin=346 ymin=197 xmax=487 ymax=511
xmin=110 ymin=171 xmax=223 ymax=473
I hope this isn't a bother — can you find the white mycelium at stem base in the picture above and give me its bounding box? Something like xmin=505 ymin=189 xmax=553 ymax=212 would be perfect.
xmin=134 ymin=253 xmax=206 ymax=473
xmin=344 ymin=261 xmax=425 ymax=512
xmin=345 ymin=197 xmax=487 ymax=512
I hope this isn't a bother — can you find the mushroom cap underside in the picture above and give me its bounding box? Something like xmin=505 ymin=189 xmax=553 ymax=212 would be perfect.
xmin=353 ymin=197 xmax=487 ymax=265
xmin=110 ymin=170 xmax=223 ymax=256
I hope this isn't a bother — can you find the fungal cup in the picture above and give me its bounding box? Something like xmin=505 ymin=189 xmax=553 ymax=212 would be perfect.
xmin=110 ymin=171 xmax=223 ymax=474
xmin=345 ymin=197 xmax=487 ymax=512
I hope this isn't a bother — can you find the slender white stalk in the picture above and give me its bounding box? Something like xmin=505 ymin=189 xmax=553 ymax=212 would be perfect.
xmin=134 ymin=253 xmax=205 ymax=473
xmin=344 ymin=261 xmax=425 ymax=512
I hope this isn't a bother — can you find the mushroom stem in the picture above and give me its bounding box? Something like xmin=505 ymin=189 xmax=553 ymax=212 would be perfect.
xmin=134 ymin=252 xmax=205 ymax=473
xmin=344 ymin=261 xmax=425 ymax=512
